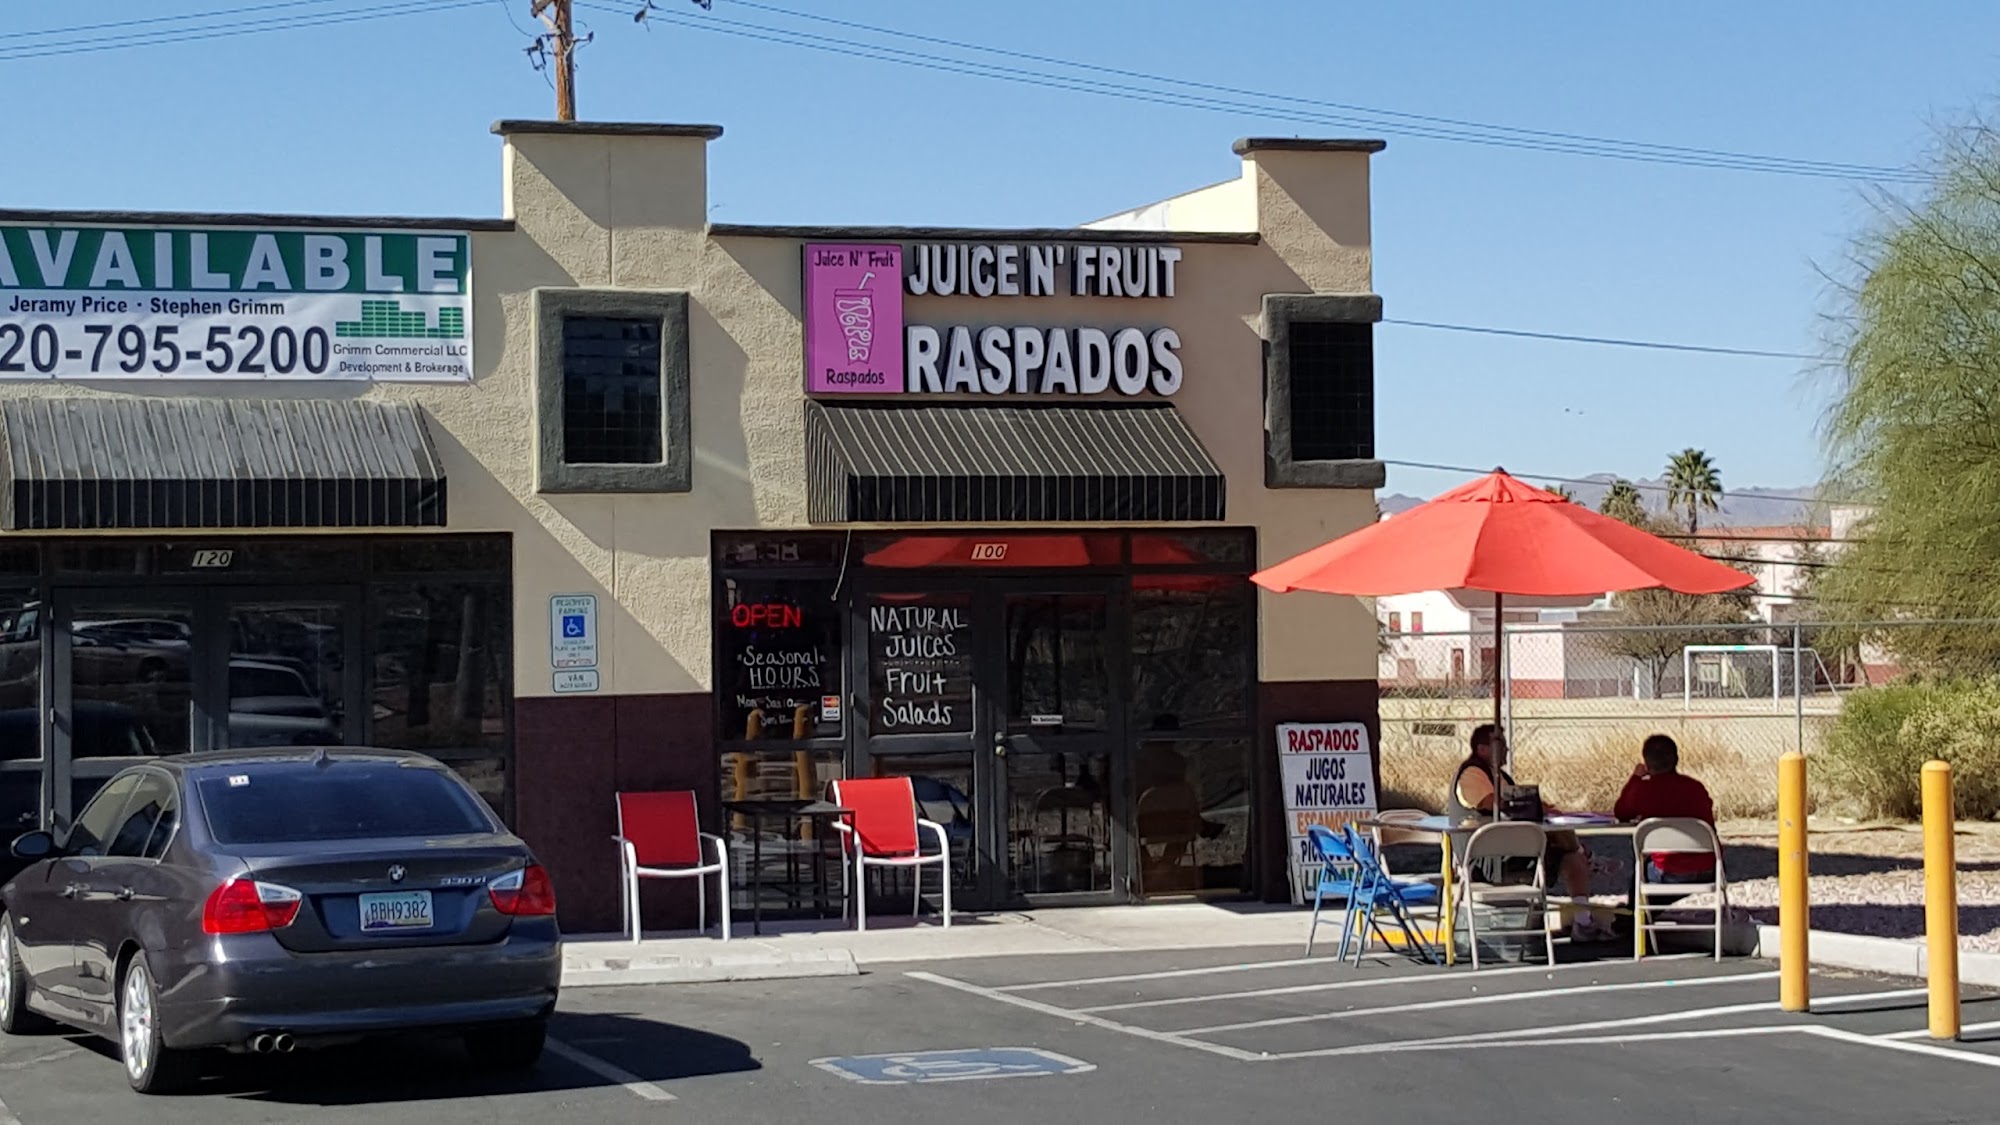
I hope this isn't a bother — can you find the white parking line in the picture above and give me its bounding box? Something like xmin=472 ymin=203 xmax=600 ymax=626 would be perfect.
xmin=1807 ymin=1026 xmax=2000 ymax=1071
xmin=1003 ymin=951 xmax=1705 ymax=994
xmin=907 ymin=971 xmax=1262 ymax=1062
xmin=545 ymin=1038 xmax=678 ymax=1102
xmin=1174 ymin=970 xmax=1781 ymax=1036
xmin=1077 ymin=958 xmax=1716 ymax=1014
xmin=0 ymin=1091 xmax=19 ymax=1125
xmin=1881 ymin=1019 xmax=2000 ymax=1041
xmin=1267 ymin=987 xmax=1930 ymax=1060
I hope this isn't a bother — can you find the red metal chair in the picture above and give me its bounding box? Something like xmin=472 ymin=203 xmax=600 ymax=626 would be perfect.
xmin=829 ymin=776 xmax=951 ymax=931
xmin=614 ymin=790 xmax=730 ymax=942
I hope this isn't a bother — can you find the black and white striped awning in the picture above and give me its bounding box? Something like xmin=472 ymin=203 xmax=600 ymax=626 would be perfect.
xmin=0 ymin=398 xmax=447 ymax=531
xmin=805 ymin=401 xmax=1225 ymax=524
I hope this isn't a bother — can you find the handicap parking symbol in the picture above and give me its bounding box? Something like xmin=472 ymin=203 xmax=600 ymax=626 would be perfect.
xmin=561 ymin=614 xmax=587 ymax=638
xmin=810 ymin=1047 xmax=1095 ymax=1086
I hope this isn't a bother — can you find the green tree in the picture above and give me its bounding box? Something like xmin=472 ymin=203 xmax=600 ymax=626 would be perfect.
xmin=1820 ymin=112 xmax=2000 ymax=670
xmin=1665 ymin=448 xmax=1723 ymax=535
xmin=1550 ymin=484 xmax=1576 ymax=503
xmin=1599 ymin=479 xmax=1646 ymax=525
xmin=1595 ymin=495 xmax=1756 ymax=692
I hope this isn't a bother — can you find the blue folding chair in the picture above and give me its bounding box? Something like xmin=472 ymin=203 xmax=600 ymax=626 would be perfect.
xmin=1342 ymin=824 xmax=1442 ymax=965
xmin=1304 ymin=825 xmax=1366 ymax=959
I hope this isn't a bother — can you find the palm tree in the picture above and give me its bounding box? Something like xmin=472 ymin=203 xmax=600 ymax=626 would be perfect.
xmin=1599 ymin=479 xmax=1646 ymax=526
xmin=1665 ymin=448 xmax=1723 ymax=535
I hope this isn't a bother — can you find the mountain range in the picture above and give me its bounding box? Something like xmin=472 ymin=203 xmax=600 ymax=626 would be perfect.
xmin=1379 ymin=474 xmax=1824 ymax=529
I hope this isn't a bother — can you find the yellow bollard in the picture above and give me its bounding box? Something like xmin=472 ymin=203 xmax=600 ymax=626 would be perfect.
xmin=1923 ymin=760 xmax=1961 ymax=1040
xmin=1778 ymin=752 xmax=1809 ymax=1012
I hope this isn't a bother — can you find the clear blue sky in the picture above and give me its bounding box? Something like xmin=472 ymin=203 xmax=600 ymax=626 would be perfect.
xmin=4 ymin=1 xmax=1995 ymax=500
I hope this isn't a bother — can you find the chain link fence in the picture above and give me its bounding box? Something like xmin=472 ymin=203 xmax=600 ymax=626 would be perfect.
xmin=1376 ymin=619 xmax=1997 ymax=819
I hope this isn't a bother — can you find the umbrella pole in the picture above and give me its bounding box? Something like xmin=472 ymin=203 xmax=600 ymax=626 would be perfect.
xmin=1492 ymin=591 xmax=1505 ymax=819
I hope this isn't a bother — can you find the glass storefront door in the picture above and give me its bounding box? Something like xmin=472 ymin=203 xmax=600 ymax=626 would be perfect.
xmin=47 ymin=588 xmax=360 ymax=831
xmin=850 ymin=577 xmax=1128 ymax=909
xmin=994 ymin=584 xmax=1125 ymax=901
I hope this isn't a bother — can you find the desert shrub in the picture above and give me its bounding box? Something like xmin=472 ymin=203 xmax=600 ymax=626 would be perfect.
xmin=1823 ymin=679 xmax=2000 ymax=819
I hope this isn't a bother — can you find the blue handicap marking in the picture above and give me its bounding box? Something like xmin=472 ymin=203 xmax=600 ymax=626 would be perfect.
xmin=811 ymin=1047 xmax=1094 ymax=1086
xmin=561 ymin=614 xmax=587 ymax=638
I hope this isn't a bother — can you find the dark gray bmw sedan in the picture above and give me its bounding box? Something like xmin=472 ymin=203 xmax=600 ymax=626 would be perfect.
xmin=0 ymin=747 xmax=563 ymax=1094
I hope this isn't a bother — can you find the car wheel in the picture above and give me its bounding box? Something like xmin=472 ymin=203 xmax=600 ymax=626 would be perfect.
xmin=463 ymin=1019 xmax=547 ymax=1072
xmin=0 ymin=913 xmax=52 ymax=1034
xmin=120 ymin=956 xmax=195 ymax=1094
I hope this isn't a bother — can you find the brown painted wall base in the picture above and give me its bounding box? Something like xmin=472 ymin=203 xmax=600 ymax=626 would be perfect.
xmin=514 ymin=678 xmax=1380 ymax=932
xmin=1255 ymin=679 xmax=1382 ymax=903
xmin=515 ymin=692 xmax=716 ymax=935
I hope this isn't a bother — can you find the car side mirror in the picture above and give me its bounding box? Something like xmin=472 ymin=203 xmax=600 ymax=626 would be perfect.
xmin=10 ymin=830 xmax=54 ymax=860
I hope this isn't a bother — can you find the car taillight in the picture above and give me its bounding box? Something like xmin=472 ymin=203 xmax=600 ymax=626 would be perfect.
xmin=202 ymin=879 xmax=303 ymax=934
xmin=488 ymin=865 xmax=557 ymax=917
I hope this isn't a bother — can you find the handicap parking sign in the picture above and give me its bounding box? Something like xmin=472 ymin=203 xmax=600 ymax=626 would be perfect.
xmin=811 ymin=1047 xmax=1094 ymax=1085
xmin=562 ymin=614 xmax=586 ymax=638
xmin=549 ymin=594 xmax=598 ymax=669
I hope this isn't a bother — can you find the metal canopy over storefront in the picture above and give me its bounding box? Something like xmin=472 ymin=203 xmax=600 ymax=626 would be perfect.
xmin=0 ymin=398 xmax=447 ymax=530
xmin=805 ymin=402 xmax=1226 ymax=524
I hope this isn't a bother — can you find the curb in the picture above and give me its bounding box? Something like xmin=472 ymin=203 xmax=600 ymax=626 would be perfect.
xmin=1749 ymin=924 xmax=2000 ymax=987
xmin=562 ymin=947 xmax=859 ymax=988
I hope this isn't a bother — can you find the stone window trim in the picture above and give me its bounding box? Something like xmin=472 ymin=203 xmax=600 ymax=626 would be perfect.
xmin=533 ymin=287 xmax=692 ymax=494
xmin=1262 ymin=292 xmax=1386 ymax=490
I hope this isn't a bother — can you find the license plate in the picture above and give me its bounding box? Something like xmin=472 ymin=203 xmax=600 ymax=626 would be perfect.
xmin=358 ymin=890 xmax=434 ymax=932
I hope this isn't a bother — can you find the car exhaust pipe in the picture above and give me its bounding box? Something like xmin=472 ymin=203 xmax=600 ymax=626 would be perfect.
xmin=271 ymin=1033 xmax=296 ymax=1054
xmin=248 ymin=1033 xmax=274 ymax=1054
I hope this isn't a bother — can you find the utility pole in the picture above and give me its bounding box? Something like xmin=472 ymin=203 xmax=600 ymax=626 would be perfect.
xmin=532 ymin=0 xmax=578 ymax=121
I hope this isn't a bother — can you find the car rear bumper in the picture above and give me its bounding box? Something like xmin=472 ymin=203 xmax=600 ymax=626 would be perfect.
xmin=155 ymin=924 xmax=562 ymax=1049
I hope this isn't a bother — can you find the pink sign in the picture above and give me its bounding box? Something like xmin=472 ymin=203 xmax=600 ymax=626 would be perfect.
xmin=804 ymin=243 xmax=904 ymax=394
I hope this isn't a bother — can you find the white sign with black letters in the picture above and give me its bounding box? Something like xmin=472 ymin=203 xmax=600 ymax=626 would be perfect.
xmin=1277 ymin=722 xmax=1379 ymax=905
xmin=549 ymin=594 xmax=598 ymax=670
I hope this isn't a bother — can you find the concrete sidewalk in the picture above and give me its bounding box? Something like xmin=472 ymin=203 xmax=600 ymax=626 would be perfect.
xmin=562 ymin=902 xmax=1316 ymax=986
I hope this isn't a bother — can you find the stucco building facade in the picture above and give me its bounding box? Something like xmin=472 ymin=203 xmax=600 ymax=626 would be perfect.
xmin=0 ymin=120 xmax=1386 ymax=932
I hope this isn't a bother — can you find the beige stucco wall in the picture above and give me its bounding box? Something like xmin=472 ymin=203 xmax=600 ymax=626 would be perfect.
xmin=0 ymin=125 xmax=1383 ymax=701
xmin=424 ymin=126 xmax=1386 ymax=699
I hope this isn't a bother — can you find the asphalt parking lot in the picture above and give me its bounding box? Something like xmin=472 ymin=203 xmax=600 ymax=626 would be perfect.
xmin=3 ymin=947 xmax=1999 ymax=1124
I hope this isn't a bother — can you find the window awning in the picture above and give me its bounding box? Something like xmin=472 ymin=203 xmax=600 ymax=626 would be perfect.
xmin=805 ymin=401 xmax=1225 ymax=524
xmin=0 ymin=398 xmax=446 ymax=531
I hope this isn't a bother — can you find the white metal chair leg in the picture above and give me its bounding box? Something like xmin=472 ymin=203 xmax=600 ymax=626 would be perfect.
xmin=940 ymin=852 xmax=951 ymax=928
xmin=913 ymin=860 xmax=922 ymax=919
xmin=697 ymin=873 xmax=706 ymax=934
xmin=855 ymin=849 xmax=868 ymax=932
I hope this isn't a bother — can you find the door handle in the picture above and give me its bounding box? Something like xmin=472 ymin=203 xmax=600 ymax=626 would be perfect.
xmin=59 ymin=884 xmax=78 ymax=899
xmin=115 ymin=888 xmax=133 ymax=902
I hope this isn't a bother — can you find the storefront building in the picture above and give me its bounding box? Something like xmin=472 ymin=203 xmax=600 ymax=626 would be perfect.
xmin=0 ymin=121 xmax=1385 ymax=931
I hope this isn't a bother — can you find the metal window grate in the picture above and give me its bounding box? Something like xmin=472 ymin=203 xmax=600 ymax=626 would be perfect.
xmin=561 ymin=315 xmax=663 ymax=465
xmin=1286 ymin=321 xmax=1374 ymax=461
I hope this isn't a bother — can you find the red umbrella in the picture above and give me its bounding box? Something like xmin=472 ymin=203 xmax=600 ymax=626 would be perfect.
xmin=1252 ymin=469 xmax=1754 ymax=734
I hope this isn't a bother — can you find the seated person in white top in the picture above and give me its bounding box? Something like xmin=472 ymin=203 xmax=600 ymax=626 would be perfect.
xmin=1446 ymin=724 xmax=1615 ymax=943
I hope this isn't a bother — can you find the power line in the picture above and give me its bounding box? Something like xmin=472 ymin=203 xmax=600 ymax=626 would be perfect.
xmin=635 ymin=1 xmax=1928 ymax=184
xmin=1382 ymin=319 xmax=1819 ymax=360
xmin=0 ymin=0 xmax=486 ymax=61
xmin=6 ymin=0 xmax=349 ymax=40
xmin=1382 ymin=458 xmax=1833 ymax=508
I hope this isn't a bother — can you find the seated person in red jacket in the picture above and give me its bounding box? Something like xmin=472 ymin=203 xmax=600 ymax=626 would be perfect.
xmin=1614 ymin=734 xmax=1718 ymax=886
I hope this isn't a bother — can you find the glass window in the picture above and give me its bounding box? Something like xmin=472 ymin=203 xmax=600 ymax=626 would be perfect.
xmin=1287 ymin=321 xmax=1374 ymax=461
xmin=1129 ymin=576 xmax=1253 ymax=734
xmin=373 ymin=537 xmax=510 ymax=576
xmin=859 ymin=534 xmax=1121 ymax=569
xmin=106 ymin=773 xmax=175 ymax=859
xmin=1134 ymin=738 xmax=1251 ymax=895
xmin=368 ymin=582 xmax=509 ymax=757
xmin=195 ymin=763 xmax=495 ymax=845
xmin=0 ymin=594 xmax=41 ymax=764
xmin=865 ymin=593 xmax=973 ymax=735
xmin=562 ymin=315 xmax=663 ymax=465
xmin=67 ymin=773 xmax=140 ymax=857
xmin=1003 ymin=593 xmax=1109 ymax=732
xmin=718 ymin=577 xmax=842 ymax=742
xmin=157 ymin=541 xmax=365 ymax=577
xmin=720 ymin=748 xmax=844 ymax=805
xmin=1131 ymin=533 xmax=1251 ymax=567
xmin=715 ymin=534 xmax=845 ymax=569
